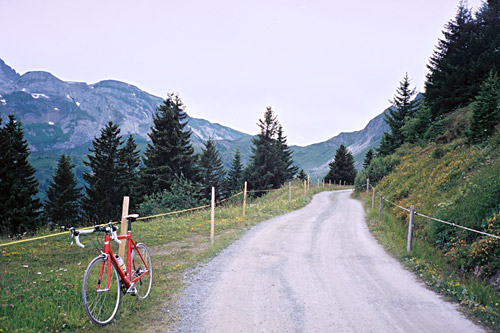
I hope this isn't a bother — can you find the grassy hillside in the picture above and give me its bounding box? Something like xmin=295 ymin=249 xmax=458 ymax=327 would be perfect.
xmin=355 ymin=125 xmax=500 ymax=329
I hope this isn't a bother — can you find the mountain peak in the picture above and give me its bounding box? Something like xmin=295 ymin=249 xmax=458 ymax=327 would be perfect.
xmin=0 ymin=59 xmax=20 ymax=92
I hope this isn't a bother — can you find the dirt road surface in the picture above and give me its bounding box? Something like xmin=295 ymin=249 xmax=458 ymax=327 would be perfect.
xmin=174 ymin=190 xmax=483 ymax=332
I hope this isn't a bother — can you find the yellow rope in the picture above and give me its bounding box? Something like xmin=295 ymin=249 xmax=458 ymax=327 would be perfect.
xmin=0 ymin=188 xmax=277 ymax=248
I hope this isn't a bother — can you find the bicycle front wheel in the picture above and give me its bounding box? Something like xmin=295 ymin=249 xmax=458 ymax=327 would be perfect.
xmin=82 ymin=255 xmax=121 ymax=326
xmin=131 ymin=243 xmax=153 ymax=300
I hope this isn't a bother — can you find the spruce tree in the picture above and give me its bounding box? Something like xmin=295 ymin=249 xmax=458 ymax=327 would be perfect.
xmin=425 ymin=2 xmax=476 ymax=119
xmin=140 ymin=93 xmax=198 ymax=196
xmin=83 ymin=121 xmax=125 ymax=223
xmin=198 ymin=138 xmax=226 ymax=200
xmin=296 ymin=169 xmax=307 ymax=181
xmin=472 ymin=0 xmax=500 ymax=94
xmin=276 ymin=125 xmax=298 ymax=184
xmin=120 ymin=134 xmax=140 ymax=204
xmin=247 ymin=107 xmax=281 ymax=191
xmin=324 ymin=144 xmax=357 ymax=184
xmin=378 ymin=74 xmax=419 ymax=156
xmin=45 ymin=154 xmax=82 ymax=227
xmin=363 ymin=149 xmax=374 ymax=169
xmin=0 ymin=115 xmax=41 ymax=235
xmin=468 ymin=70 xmax=500 ymax=144
xmin=225 ymin=149 xmax=245 ymax=194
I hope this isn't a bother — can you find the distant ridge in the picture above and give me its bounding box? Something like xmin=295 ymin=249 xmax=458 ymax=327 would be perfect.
xmin=0 ymin=58 xmax=390 ymax=189
xmin=0 ymin=58 xmax=248 ymax=152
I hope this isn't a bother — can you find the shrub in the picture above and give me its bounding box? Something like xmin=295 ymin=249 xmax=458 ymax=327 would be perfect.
xmin=432 ymin=146 xmax=446 ymax=159
xmin=354 ymin=154 xmax=401 ymax=192
xmin=138 ymin=176 xmax=207 ymax=216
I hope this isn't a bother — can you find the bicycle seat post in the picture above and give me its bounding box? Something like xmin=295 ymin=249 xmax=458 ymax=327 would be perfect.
xmin=127 ymin=217 xmax=133 ymax=232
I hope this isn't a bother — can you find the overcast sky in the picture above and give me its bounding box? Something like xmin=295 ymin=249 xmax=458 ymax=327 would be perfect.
xmin=1 ymin=0 xmax=485 ymax=145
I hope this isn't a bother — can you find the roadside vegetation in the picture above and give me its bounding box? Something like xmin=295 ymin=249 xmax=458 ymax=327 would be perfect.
xmin=0 ymin=182 xmax=337 ymax=332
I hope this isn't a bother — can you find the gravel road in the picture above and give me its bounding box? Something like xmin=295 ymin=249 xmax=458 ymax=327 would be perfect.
xmin=174 ymin=190 xmax=483 ymax=332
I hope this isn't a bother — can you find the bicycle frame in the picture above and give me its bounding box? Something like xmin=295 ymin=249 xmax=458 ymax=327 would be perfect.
xmin=99 ymin=231 xmax=150 ymax=291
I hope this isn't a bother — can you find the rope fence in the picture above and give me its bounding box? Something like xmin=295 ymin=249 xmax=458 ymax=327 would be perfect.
xmin=1 ymin=179 xmax=336 ymax=248
xmin=366 ymin=179 xmax=500 ymax=253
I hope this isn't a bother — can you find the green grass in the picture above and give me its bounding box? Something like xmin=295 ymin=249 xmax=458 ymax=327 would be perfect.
xmin=0 ymin=182 xmax=341 ymax=332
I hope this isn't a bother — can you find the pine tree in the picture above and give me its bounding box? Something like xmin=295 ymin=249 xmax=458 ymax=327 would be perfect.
xmin=276 ymin=125 xmax=298 ymax=184
xmin=83 ymin=121 xmax=125 ymax=223
xmin=225 ymin=149 xmax=245 ymax=194
xmin=468 ymin=70 xmax=500 ymax=144
xmin=140 ymin=93 xmax=198 ymax=196
xmin=425 ymin=2 xmax=476 ymax=119
xmin=247 ymin=107 xmax=281 ymax=191
xmin=45 ymin=154 xmax=82 ymax=227
xmin=198 ymin=138 xmax=226 ymax=200
xmin=363 ymin=149 xmax=374 ymax=169
xmin=324 ymin=144 xmax=357 ymax=184
xmin=472 ymin=0 xmax=500 ymax=94
xmin=378 ymin=74 xmax=419 ymax=156
xmin=296 ymin=169 xmax=307 ymax=181
xmin=119 ymin=135 xmax=140 ymax=204
xmin=0 ymin=115 xmax=42 ymax=235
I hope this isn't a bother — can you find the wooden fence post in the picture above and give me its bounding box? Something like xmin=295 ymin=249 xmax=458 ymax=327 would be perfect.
xmin=372 ymin=187 xmax=376 ymax=209
xmin=288 ymin=181 xmax=291 ymax=208
xmin=304 ymin=180 xmax=307 ymax=195
xmin=366 ymin=178 xmax=370 ymax=194
xmin=323 ymin=179 xmax=325 ymax=187
xmin=379 ymin=195 xmax=383 ymax=223
xmin=243 ymin=181 xmax=247 ymax=220
xmin=119 ymin=196 xmax=129 ymax=258
xmin=307 ymin=175 xmax=310 ymax=191
xmin=210 ymin=187 xmax=215 ymax=245
xmin=407 ymin=205 xmax=415 ymax=253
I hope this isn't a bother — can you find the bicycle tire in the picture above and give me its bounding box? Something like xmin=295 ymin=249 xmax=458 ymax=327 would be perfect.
xmin=131 ymin=243 xmax=153 ymax=300
xmin=82 ymin=255 xmax=121 ymax=326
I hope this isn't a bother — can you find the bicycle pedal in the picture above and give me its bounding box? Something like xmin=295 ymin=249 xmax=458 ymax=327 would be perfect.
xmin=127 ymin=286 xmax=137 ymax=296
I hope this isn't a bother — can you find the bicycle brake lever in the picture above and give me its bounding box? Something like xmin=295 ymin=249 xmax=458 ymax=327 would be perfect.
xmin=112 ymin=228 xmax=122 ymax=245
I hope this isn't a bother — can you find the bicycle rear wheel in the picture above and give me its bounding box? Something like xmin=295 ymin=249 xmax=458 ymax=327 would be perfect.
xmin=131 ymin=243 xmax=153 ymax=300
xmin=82 ymin=255 xmax=121 ymax=326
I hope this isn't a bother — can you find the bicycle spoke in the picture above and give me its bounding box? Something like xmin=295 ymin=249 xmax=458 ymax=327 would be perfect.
xmin=131 ymin=243 xmax=153 ymax=300
xmin=82 ymin=257 xmax=120 ymax=326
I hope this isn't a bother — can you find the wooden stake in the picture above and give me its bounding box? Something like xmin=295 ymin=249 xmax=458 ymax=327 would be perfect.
xmin=307 ymin=175 xmax=310 ymax=191
xmin=366 ymin=178 xmax=370 ymax=194
xmin=372 ymin=187 xmax=376 ymax=209
xmin=288 ymin=182 xmax=291 ymax=208
xmin=407 ymin=205 xmax=415 ymax=253
xmin=379 ymin=195 xmax=383 ymax=223
xmin=243 ymin=181 xmax=247 ymax=220
xmin=210 ymin=187 xmax=215 ymax=245
xmin=119 ymin=196 xmax=129 ymax=258
xmin=304 ymin=180 xmax=307 ymax=195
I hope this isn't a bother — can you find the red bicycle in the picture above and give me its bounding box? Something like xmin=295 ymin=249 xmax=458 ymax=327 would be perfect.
xmin=70 ymin=214 xmax=153 ymax=326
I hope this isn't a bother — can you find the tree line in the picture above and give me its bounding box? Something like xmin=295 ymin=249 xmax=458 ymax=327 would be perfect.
xmin=0 ymin=95 xmax=304 ymax=235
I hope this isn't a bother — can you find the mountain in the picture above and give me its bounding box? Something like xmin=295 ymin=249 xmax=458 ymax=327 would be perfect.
xmin=0 ymin=59 xmax=248 ymax=153
xmin=0 ymin=58 xmax=389 ymax=195
xmin=291 ymin=111 xmax=389 ymax=180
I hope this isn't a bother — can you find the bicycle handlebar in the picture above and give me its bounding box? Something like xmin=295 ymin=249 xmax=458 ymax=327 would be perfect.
xmin=70 ymin=222 xmax=123 ymax=249
xmin=70 ymin=227 xmax=95 ymax=248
